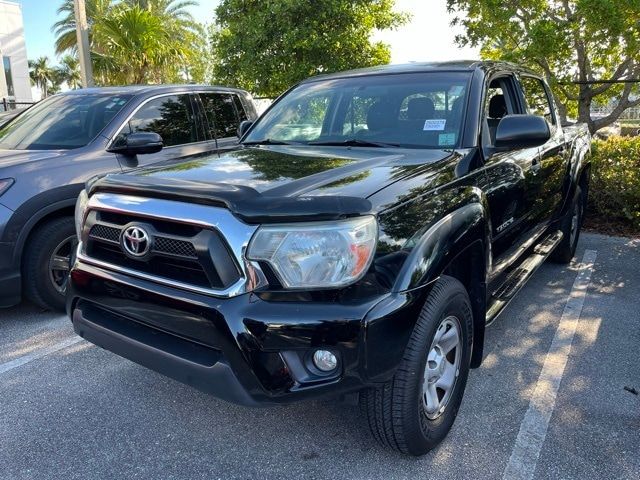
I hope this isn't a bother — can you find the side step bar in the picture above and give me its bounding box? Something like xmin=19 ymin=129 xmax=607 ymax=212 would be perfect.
xmin=486 ymin=230 xmax=563 ymax=324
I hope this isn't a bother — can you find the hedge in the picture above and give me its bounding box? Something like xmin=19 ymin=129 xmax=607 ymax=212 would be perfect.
xmin=589 ymin=136 xmax=640 ymax=229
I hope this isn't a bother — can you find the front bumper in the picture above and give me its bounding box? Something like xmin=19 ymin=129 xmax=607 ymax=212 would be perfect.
xmin=68 ymin=259 xmax=430 ymax=406
xmin=72 ymin=302 xmax=258 ymax=405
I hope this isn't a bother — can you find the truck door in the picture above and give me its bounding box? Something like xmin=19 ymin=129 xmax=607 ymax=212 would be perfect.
xmin=518 ymin=76 xmax=568 ymax=226
xmin=478 ymin=75 xmax=545 ymax=274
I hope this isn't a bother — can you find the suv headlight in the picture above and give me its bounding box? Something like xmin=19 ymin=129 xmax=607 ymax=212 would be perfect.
xmin=74 ymin=189 xmax=89 ymax=239
xmin=247 ymin=216 xmax=377 ymax=289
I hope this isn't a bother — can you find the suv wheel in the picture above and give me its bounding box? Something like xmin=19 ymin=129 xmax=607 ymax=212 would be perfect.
xmin=360 ymin=276 xmax=473 ymax=455
xmin=23 ymin=217 xmax=77 ymax=311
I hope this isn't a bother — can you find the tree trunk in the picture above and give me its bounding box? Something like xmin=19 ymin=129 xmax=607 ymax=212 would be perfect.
xmin=577 ymin=86 xmax=596 ymax=134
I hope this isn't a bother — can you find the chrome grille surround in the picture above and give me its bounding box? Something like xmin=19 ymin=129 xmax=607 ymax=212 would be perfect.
xmin=77 ymin=193 xmax=267 ymax=297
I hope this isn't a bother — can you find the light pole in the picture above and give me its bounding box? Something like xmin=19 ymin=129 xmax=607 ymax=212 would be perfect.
xmin=74 ymin=0 xmax=94 ymax=87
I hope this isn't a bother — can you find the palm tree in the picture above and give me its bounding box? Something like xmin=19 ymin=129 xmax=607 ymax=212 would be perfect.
xmin=28 ymin=57 xmax=54 ymax=97
xmin=124 ymin=0 xmax=197 ymax=22
xmin=60 ymin=55 xmax=82 ymax=89
xmin=52 ymin=0 xmax=114 ymax=56
xmin=52 ymin=0 xmax=202 ymax=85
xmin=92 ymin=5 xmax=193 ymax=84
xmin=53 ymin=0 xmax=198 ymax=56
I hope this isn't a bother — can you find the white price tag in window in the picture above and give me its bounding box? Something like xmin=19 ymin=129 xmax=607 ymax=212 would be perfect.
xmin=423 ymin=119 xmax=447 ymax=131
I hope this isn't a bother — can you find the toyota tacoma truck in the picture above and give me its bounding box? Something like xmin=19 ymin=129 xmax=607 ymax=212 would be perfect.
xmin=68 ymin=61 xmax=591 ymax=456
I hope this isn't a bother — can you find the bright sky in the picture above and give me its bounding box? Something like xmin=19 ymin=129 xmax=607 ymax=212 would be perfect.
xmin=16 ymin=0 xmax=478 ymax=65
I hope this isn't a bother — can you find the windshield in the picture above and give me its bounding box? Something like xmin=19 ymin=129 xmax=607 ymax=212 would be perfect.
xmin=244 ymin=72 xmax=471 ymax=149
xmin=0 ymin=93 xmax=133 ymax=150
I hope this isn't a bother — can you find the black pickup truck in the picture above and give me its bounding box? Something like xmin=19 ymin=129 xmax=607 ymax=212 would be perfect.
xmin=68 ymin=61 xmax=591 ymax=455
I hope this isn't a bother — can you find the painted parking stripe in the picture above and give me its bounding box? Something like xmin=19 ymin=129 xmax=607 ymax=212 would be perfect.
xmin=502 ymin=249 xmax=597 ymax=480
xmin=0 ymin=336 xmax=84 ymax=375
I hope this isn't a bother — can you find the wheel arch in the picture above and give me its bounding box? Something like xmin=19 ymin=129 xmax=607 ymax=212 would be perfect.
xmin=564 ymin=135 xmax=592 ymax=216
xmin=13 ymin=199 xmax=77 ymax=267
xmin=364 ymin=193 xmax=491 ymax=382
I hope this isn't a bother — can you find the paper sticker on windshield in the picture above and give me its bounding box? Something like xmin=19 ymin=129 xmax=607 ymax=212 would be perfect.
xmin=438 ymin=133 xmax=456 ymax=146
xmin=423 ymin=119 xmax=446 ymax=131
xmin=449 ymin=85 xmax=464 ymax=96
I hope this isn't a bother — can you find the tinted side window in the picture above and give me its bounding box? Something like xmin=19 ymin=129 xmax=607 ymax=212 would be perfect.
xmin=200 ymin=93 xmax=240 ymax=139
xmin=520 ymin=77 xmax=555 ymax=125
xmin=121 ymin=94 xmax=196 ymax=147
xmin=232 ymin=94 xmax=248 ymax=122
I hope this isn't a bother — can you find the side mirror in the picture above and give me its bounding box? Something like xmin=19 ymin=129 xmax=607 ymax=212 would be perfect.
xmin=107 ymin=132 xmax=163 ymax=156
xmin=495 ymin=115 xmax=550 ymax=150
xmin=237 ymin=120 xmax=253 ymax=138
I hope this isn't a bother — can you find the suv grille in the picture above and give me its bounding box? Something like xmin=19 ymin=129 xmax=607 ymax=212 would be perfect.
xmin=83 ymin=210 xmax=241 ymax=291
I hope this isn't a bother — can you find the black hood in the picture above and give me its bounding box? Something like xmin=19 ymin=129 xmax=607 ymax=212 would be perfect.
xmin=89 ymin=145 xmax=454 ymax=223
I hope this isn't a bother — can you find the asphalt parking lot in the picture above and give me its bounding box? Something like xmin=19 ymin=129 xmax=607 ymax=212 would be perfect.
xmin=1 ymin=232 xmax=638 ymax=480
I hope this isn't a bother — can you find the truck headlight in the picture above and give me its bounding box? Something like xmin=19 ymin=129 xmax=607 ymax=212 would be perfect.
xmin=247 ymin=216 xmax=377 ymax=289
xmin=74 ymin=189 xmax=89 ymax=239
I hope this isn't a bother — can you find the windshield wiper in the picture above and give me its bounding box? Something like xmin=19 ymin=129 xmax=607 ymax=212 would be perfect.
xmin=308 ymin=138 xmax=400 ymax=148
xmin=242 ymin=138 xmax=294 ymax=146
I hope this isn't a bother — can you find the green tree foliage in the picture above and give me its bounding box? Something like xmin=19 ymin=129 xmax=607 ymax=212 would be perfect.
xmin=590 ymin=136 xmax=640 ymax=229
xmin=59 ymin=55 xmax=82 ymax=89
xmin=447 ymin=0 xmax=640 ymax=133
xmin=28 ymin=57 xmax=55 ymax=97
xmin=52 ymin=0 xmax=206 ymax=85
xmin=211 ymin=0 xmax=407 ymax=97
xmin=92 ymin=4 xmax=192 ymax=84
xmin=53 ymin=0 xmax=113 ymax=55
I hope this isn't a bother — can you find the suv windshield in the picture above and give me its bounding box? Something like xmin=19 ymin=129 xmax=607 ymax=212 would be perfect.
xmin=244 ymin=72 xmax=471 ymax=149
xmin=0 ymin=93 xmax=133 ymax=150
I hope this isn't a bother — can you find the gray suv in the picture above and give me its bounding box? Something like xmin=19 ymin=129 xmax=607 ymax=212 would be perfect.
xmin=0 ymin=85 xmax=257 ymax=310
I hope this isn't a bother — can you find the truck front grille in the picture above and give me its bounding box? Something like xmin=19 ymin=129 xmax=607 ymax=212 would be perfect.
xmin=83 ymin=210 xmax=241 ymax=291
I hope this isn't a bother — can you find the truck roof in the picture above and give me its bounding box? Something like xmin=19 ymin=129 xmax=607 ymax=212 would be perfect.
xmin=301 ymin=60 xmax=539 ymax=83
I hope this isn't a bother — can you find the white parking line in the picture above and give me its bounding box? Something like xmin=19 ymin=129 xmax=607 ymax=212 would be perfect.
xmin=0 ymin=336 xmax=84 ymax=375
xmin=502 ymin=249 xmax=597 ymax=480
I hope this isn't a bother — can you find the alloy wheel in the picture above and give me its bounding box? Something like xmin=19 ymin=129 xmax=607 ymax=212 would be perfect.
xmin=422 ymin=315 xmax=463 ymax=420
xmin=48 ymin=235 xmax=77 ymax=294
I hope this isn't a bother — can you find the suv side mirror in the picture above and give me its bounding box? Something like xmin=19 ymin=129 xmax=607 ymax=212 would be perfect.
xmin=238 ymin=120 xmax=253 ymax=138
xmin=107 ymin=132 xmax=163 ymax=156
xmin=495 ymin=115 xmax=550 ymax=150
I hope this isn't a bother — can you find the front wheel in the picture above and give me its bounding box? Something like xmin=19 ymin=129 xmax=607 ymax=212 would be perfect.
xmin=360 ymin=276 xmax=473 ymax=456
xmin=23 ymin=217 xmax=77 ymax=311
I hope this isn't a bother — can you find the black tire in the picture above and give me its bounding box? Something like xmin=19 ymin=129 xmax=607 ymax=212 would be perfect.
xmin=360 ymin=275 xmax=473 ymax=456
xmin=23 ymin=217 xmax=77 ymax=311
xmin=550 ymin=186 xmax=584 ymax=264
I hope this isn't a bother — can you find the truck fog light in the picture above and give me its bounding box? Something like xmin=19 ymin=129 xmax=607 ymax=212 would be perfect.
xmin=312 ymin=350 xmax=338 ymax=372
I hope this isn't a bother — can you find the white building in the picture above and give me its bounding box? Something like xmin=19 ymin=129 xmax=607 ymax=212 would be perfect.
xmin=0 ymin=0 xmax=32 ymax=109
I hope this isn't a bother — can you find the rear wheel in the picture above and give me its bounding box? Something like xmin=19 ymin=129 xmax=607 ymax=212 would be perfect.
xmin=23 ymin=217 xmax=77 ymax=311
xmin=551 ymin=186 xmax=584 ymax=264
xmin=360 ymin=276 xmax=473 ymax=456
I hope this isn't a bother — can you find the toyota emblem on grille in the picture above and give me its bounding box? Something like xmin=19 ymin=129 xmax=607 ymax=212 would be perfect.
xmin=121 ymin=225 xmax=151 ymax=258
